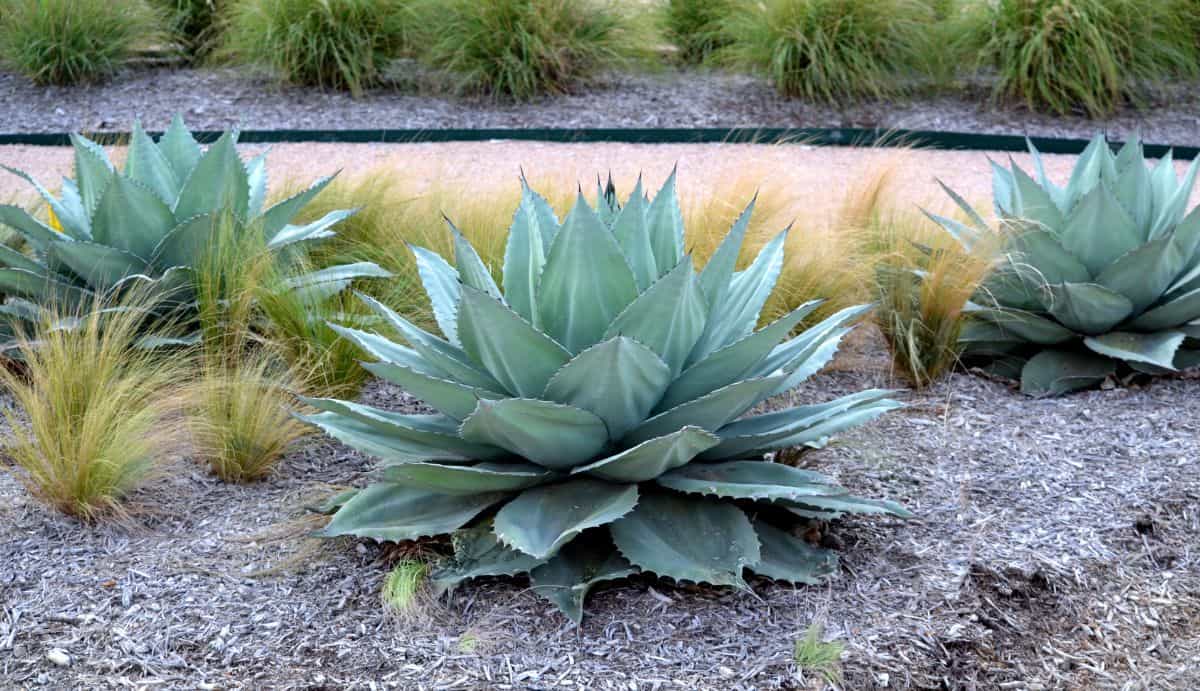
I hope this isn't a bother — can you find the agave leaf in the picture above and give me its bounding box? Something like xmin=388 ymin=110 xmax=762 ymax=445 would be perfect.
xmin=1044 ymin=282 xmax=1134 ymax=335
xmin=702 ymin=390 xmax=900 ymax=460
xmin=49 ymin=241 xmax=149 ymax=291
xmin=644 ymin=168 xmax=685 ymax=279
xmin=747 ymin=519 xmax=837 ymax=585
xmin=447 ymin=220 xmax=501 ymax=299
xmin=603 ymin=256 xmax=707 ymax=377
xmin=698 ymin=196 xmax=755 ymax=307
xmin=410 ymin=244 xmax=462 ymax=344
xmin=990 ymin=159 xmax=1015 ymax=216
xmin=1083 ymin=331 xmax=1185 ymax=370
xmin=1063 ymin=134 xmax=1109 ymax=210
xmin=689 ymin=228 xmax=787 ymax=364
xmin=322 ymin=483 xmax=505 ymax=542
xmin=245 ymin=152 xmax=269 ymax=218
xmin=1009 ymin=161 xmax=1064 ymax=232
xmin=573 ymin=426 xmax=719 ymax=483
xmin=936 ymin=178 xmax=990 ymax=232
xmin=1020 ymin=349 xmax=1116 ymax=396
xmin=530 ymin=542 xmax=638 ymax=625
xmin=521 ymin=174 xmax=560 ymax=248
xmin=0 ymin=205 xmax=61 ymax=252
xmin=0 ymin=268 xmax=89 ymax=309
xmin=1095 ymin=223 xmax=1197 ymax=313
xmin=125 ymin=122 xmax=181 ymax=204
xmin=783 ymin=495 xmax=914 ymax=520
xmin=267 ymin=209 xmax=355 ymax=249
xmin=1059 ymin=187 xmax=1142 ymax=276
xmin=284 ymin=261 xmax=391 ymax=295
xmin=260 ymin=174 xmax=335 ymax=238
xmin=430 ymin=523 xmax=548 ymax=596
xmin=358 ymin=293 xmax=504 ymax=391
xmin=90 ymin=175 xmax=177 ymax=261
xmin=459 ymin=398 xmax=609 ymax=471
xmin=0 ymin=243 xmax=45 ymax=274
xmin=659 ymin=301 xmax=820 ymax=411
xmin=157 ymin=115 xmax=203 ymax=181
xmin=1128 ymin=286 xmax=1200 ymax=331
xmin=174 ymin=131 xmax=249 ymax=221
xmin=300 ymin=398 xmax=508 ymax=461
xmin=656 ymin=460 xmax=844 ymax=502
xmin=329 ymin=323 xmax=446 ymax=376
xmin=297 ymin=411 xmax=487 ymax=464
xmin=494 ymin=479 xmax=638 ymax=559
xmin=625 ymin=375 xmax=784 ymax=446
xmin=543 ymin=336 xmax=672 ymax=440
xmin=151 ymin=213 xmax=218 ymax=269
xmin=457 ymin=285 xmax=571 ymax=398
xmin=537 ymin=194 xmax=638 ymax=353
xmin=1113 ymin=150 xmax=1153 ymax=234
xmin=1149 ymin=156 xmax=1200 ymax=239
xmin=362 ymin=361 xmax=503 ymax=420
xmin=1007 ymin=228 xmax=1090 ymax=285
xmin=1 ymin=166 xmax=90 ymax=239
xmin=383 ymin=461 xmax=554 ymax=495
xmin=770 ymin=327 xmax=855 ymax=397
xmin=70 ymin=133 xmax=115 ymax=215
xmin=610 ymin=177 xmax=655 ymax=290
xmin=755 ymin=304 xmax=871 ymax=376
xmin=974 ymin=306 xmax=1077 ymax=344
xmin=502 ymin=189 xmax=550 ymax=326
xmin=1025 ymin=139 xmax=1067 ymax=212
xmin=610 ymin=493 xmax=758 ymax=587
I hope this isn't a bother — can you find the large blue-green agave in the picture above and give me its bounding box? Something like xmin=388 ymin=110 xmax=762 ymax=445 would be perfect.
xmin=0 ymin=116 xmax=386 ymax=344
xmin=304 ymin=173 xmax=909 ymax=623
xmin=935 ymin=135 xmax=1200 ymax=395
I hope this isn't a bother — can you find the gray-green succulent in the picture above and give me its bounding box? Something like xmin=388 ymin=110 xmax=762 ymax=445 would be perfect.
xmin=302 ymin=173 xmax=908 ymax=624
xmin=0 ymin=116 xmax=386 ymax=345
xmin=935 ymin=135 xmax=1200 ymax=395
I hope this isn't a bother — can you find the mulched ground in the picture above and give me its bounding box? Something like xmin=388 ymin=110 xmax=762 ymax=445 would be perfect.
xmin=1 ymin=327 xmax=1196 ymax=690
xmin=4 ymin=66 xmax=1200 ymax=145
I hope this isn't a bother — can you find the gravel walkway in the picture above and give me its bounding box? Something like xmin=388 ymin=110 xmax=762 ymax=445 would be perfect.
xmin=1 ymin=328 xmax=1197 ymax=690
xmin=4 ymin=67 xmax=1200 ymax=146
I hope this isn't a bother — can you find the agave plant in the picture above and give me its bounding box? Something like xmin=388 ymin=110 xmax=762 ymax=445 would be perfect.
xmin=302 ymin=173 xmax=908 ymax=623
xmin=0 ymin=116 xmax=386 ymax=345
xmin=933 ymin=135 xmax=1200 ymax=395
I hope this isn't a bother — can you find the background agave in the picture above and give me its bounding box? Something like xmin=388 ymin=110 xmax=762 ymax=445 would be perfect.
xmin=303 ymin=173 xmax=908 ymax=623
xmin=0 ymin=116 xmax=386 ymax=346
xmin=935 ymin=135 xmax=1200 ymax=395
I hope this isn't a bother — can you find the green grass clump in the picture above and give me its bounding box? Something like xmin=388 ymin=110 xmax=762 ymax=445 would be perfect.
xmin=0 ymin=0 xmax=165 ymax=85
xmin=0 ymin=293 xmax=187 ymax=520
xmin=723 ymin=0 xmax=937 ymax=103
xmin=221 ymin=0 xmax=415 ymax=95
xmin=160 ymin=0 xmax=224 ymax=61
xmin=413 ymin=0 xmax=650 ymax=100
xmin=382 ymin=560 xmax=428 ymax=617
xmin=662 ymin=0 xmax=734 ymax=64
xmin=965 ymin=0 xmax=1200 ymax=117
xmin=793 ymin=624 xmax=845 ymax=686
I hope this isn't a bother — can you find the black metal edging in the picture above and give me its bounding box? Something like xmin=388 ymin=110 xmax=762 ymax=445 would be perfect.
xmin=0 ymin=127 xmax=1196 ymax=158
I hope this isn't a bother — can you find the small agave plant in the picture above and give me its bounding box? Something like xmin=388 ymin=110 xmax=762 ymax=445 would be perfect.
xmin=0 ymin=116 xmax=386 ymax=345
xmin=934 ymin=135 xmax=1200 ymax=395
xmin=303 ymin=173 xmax=909 ymax=623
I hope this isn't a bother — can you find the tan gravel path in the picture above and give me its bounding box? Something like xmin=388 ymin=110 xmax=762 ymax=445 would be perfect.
xmin=0 ymin=141 xmax=1149 ymax=211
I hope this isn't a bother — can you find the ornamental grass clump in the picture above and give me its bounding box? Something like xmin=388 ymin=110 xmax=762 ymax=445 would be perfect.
xmin=302 ymin=173 xmax=909 ymax=623
xmin=722 ymin=0 xmax=937 ymax=103
xmin=965 ymin=0 xmax=1200 ymax=117
xmin=161 ymin=0 xmax=224 ymax=61
xmin=661 ymin=0 xmax=735 ymax=64
xmin=413 ymin=0 xmax=649 ymax=100
xmin=0 ymin=116 xmax=384 ymax=349
xmin=0 ymin=292 xmax=187 ymax=520
xmin=222 ymin=0 xmax=416 ymax=95
xmin=936 ymin=135 xmax=1200 ymax=395
xmin=0 ymin=0 xmax=165 ymax=85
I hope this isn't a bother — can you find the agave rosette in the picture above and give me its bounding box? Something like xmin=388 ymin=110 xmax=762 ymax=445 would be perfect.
xmin=303 ymin=173 xmax=907 ymax=623
xmin=934 ymin=135 xmax=1200 ymax=395
xmin=0 ymin=116 xmax=386 ymax=343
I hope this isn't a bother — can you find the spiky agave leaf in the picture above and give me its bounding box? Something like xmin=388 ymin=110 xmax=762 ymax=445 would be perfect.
xmin=937 ymin=135 xmax=1200 ymax=395
xmin=310 ymin=175 xmax=908 ymax=623
xmin=0 ymin=116 xmax=386 ymax=343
